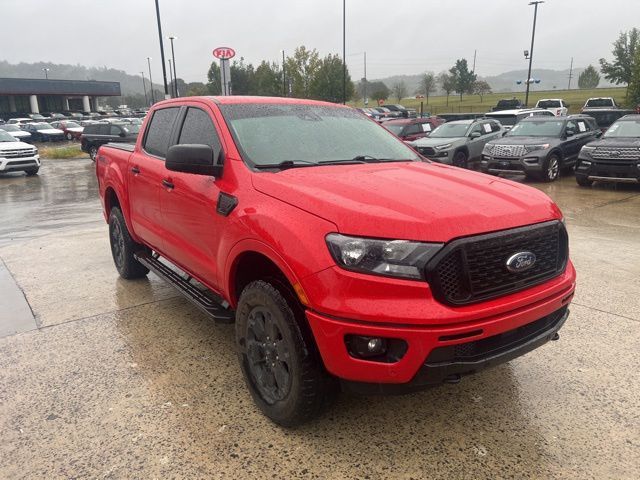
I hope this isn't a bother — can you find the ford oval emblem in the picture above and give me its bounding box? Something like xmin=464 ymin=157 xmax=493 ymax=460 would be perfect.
xmin=506 ymin=251 xmax=537 ymax=273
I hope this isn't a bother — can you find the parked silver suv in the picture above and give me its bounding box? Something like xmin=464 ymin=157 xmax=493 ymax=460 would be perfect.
xmin=407 ymin=119 xmax=505 ymax=168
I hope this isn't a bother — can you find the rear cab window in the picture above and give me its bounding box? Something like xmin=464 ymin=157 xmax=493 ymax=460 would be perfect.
xmin=143 ymin=107 xmax=180 ymax=158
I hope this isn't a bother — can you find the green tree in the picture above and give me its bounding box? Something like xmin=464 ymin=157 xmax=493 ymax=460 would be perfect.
xmin=230 ymin=57 xmax=255 ymax=95
xmin=438 ymin=71 xmax=455 ymax=106
xmin=309 ymin=54 xmax=354 ymax=102
xmin=391 ymin=81 xmax=408 ymax=101
xmin=578 ymin=65 xmax=601 ymax=89
xmin=418 ymin=72 xmax=436 ymax=103
xmin=285 ymin=46 xmax=321 ymax=98
xmin=599 ymin=28 xmax=640 ymax=89
xmin=185 ymin=82 xmax=209 ymax=96
xmin=628 ymin=48 xmax=640 ymax=106
xmin=449 ymin=58 xmax=477 ymax=101
xmin=207 ymin=62 xmax=221 ymax=95
xmin=254 ymin=61 xmax=282 ymax=96
xmin=362 ymin=81 xmax=388 ymax=102
xmin=473 ymin=80 xmax=492 ymax=102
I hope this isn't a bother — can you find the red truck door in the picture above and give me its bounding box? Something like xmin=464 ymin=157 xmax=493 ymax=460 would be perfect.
xmin=128 ymin=107 xmax=181 ymax=251
xmin=159 ymin=105 xmax=228 ymax=289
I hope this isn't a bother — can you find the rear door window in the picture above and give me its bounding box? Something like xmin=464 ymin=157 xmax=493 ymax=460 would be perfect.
xmin=144 ymin=107 xmax=180 ymax=158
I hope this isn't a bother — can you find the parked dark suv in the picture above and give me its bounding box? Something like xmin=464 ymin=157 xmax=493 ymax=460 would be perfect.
xmin=580 ymin=108 xmax=635 ymax=133
xmin=81 ymin=123 xmax=140 ymax=160
xmin=481 ymin=115 xmax=601 ymax=182
xmin=575 ymin=114 xmax=640 ymax=187
xmin=492 ymin=98 xmax=524 ymax=111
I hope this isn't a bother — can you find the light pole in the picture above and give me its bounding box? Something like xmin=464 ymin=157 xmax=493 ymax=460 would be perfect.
xmin=153 ymin=0 xmax=170 ymax=99
xmin=141 ymin=71 xmax=148 ymax=107
xmin=168 ymin=36 xmax=179 ymax=97
xmin=342 ymin=0 xmax=346 ymax=104
xmin=525 ymin=1 xmax=543 ymax=107
xmin=42 ymin=68 xmax=50 ymax=79
xmin=147 ymin=57 xmax=155 ymax=104
xmin=281 ymin=50 xmax=286 ymax=97
xmin=168 ymin=59 xmax=174 ymax=98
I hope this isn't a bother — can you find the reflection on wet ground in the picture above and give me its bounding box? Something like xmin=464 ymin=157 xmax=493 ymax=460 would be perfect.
xmin=0 ymin=159 xmax=639 ymax=478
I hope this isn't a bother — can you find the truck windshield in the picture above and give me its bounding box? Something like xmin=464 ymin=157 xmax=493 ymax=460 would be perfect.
xmin=220 ymin=103 xmax=419 ymax=167
xmin=0 ymin=131 xmax=16 ymax=142
xmin=507 ymin=120 xmax=564 ymax=137
xmin=603 ymin=120 xmax=640 ymax=138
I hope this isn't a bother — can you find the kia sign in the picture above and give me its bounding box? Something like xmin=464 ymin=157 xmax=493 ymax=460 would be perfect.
xmin=213 ymin=47 xmax=236 ymax=60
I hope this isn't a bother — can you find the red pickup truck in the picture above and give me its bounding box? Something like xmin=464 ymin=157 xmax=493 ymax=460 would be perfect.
xmin=97 ymin=96 xmax=576 ymax=426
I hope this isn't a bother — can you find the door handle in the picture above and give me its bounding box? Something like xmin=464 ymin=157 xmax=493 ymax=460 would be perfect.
xmin=131 ymin=166 xmax=140 ymax=174
xmin=162 ymin=179 xmax=175 ymax=189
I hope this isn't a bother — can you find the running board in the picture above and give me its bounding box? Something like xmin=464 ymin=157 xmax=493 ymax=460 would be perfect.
xmin=134 ymin=251 xmax=234 ymax=323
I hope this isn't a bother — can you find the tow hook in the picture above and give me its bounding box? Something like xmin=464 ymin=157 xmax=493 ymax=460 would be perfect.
xmin=551 ymin=332 xmax=560 ymax=341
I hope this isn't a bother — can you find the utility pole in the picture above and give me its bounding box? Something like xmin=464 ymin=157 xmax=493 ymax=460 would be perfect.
xmin=141 ymin=72 xmax=148 ymax=107
xmin=472 ymin=49 xmax=477 ymax=72
xmin=168 ymin=59 xmax=174 ymax=98
xmin=363 ymin=51 xmax=368 ymax=106
xmin=169 ymin=36 xmax=178 ymax=97
xmin=42 ymin=68 xmax=50 ymax=79
xmin=154 ymin=0 xmax=170 ymax=99
xmin=281 ymin=50 xmax=286 ymax=96
xmin=525 ymin=1 xmax=543 ymax=107
xmin=342 ymin=0 xmax=346 ymax=104
xmin=567 ymin=57 xmax=574 ymax=90
xmin=147 ymin=57 xmax=155 ymax=104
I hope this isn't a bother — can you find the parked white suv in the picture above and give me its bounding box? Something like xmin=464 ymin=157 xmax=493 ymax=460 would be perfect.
xmin=484 ymin=108 xmax=555 ymax=130
xmin=535 ymin=99 xmax=569 ymax=116
xmin=0 ymin=130 xmax=40 ymax=175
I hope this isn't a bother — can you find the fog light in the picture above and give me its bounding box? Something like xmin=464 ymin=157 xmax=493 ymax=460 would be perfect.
xmin=346 ymin=335 xmax=387 ymax=358
xmin=581 ymin=161 xmax=592 ymax=166
xmin=367 ymin=338 xmax=383 ymax=353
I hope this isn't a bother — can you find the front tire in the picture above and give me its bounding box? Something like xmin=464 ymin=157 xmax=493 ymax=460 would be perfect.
xmin=452 ymin=150 xmax=468 ymax=169
xmin=108 ymin=207 xmax=149 ymax=279
xmin=66 ymin=132 xmax=73 ymax=141
xmin=89 ymin=146 xmax=98 ymax=161
xmin=236 ymin=280 xmax=335 ymax=427
xmin=541 ymin=154 xmax=561 ymax=182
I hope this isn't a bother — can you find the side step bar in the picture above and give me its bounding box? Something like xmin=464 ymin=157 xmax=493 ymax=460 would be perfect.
xmin=134 ymin=251 xmax=235 ymax=324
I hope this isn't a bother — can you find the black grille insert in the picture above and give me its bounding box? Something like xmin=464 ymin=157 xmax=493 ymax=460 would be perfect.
xmin=426 ymin=221 xmax=568 ymax=306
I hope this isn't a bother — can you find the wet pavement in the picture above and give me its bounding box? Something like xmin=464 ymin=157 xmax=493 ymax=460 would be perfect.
xmin=1 ymin=159 xmax=639 ymax=479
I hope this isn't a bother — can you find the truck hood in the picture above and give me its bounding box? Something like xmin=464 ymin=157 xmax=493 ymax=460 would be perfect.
xmin=0 ymin=141 xmax=35 ymax=150
xmin=490 ymin=136 xmax=559 ymax=146
xmin=252 ymin=162 xmax=561 ymax=242
xmin=587 ymin=137 xmax=640 ymax=148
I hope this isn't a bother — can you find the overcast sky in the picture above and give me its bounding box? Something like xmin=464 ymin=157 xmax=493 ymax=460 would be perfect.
xmin=2 ymin=0 xmax=639 ymax=82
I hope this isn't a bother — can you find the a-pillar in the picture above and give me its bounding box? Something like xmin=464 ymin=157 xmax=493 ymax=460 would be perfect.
xmin=8 ymin=96 xmax=17 ymax=113
xmin=62 ymin=96 xmax=70 ymax=111
xmin=29 ymin=95 xmax=39 ymax=114
xmin=82 ymin=95 xmax=91 ymax=113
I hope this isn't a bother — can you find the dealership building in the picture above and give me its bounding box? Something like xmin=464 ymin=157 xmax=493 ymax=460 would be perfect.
xmin=0 ymin=78 xmax=121 ymax=116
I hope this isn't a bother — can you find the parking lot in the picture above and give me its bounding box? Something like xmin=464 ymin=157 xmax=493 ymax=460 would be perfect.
xmin=0 ymin=158 xmax=639 ymax=479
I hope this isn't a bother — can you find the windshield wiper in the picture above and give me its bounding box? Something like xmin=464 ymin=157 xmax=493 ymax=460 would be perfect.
xmin=253 ymin=160 xmax=319 ymax=170
xmin=322 ymin=155 xmax=412 ymax=164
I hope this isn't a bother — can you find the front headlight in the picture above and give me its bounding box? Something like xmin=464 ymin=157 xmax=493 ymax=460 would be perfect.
xmin=524 ymin=143 xmax=550 ymax=153
xmin=580 ymin=145 xmax=596 ymax=156
xmin=326 ymin=233 xmax=443 ymax=280
xmin=435 ymin=143 xmax=452 ymax=150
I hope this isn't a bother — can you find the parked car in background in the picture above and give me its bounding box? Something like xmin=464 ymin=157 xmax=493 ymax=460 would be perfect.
xmin=384 ymin=117 xmax=445 ymax=141
xmin=7 ymin=118 xmax=34 ymax=126
xmin=47 ymin=113 xmax=69 ymax=121
xmin=0 ymin=129 xmax=40 ymax=175
xmin=50 ymin=120 xmax=84 ymax=141
xmin=0 ymin=124 xmax=32 ymax=142
xmin=581 ymin=97 xmax=619 ymax=111
xmin=81 ymin=122 xmax=140 ymax=160
xmin=581 ymin=108 xmax=635 ymax=133
xmin=357 ymin=108 xmax=384 ymax=121
xmin=437 ymin=113 xmax=485 ymax=123
xmin=373 ymin=106 xmax=400 ymax=120
xmin=407 ymin=118 xmax=504 ymax=168
xmin=492 ymin=98 xmax=524 ymax=111
xmin=481 ymin=115 xmax=600 ymax=182
xmin=22 ymin=122 xmax=65 ymax=142
xmin=575 ymin=114 xmax=640 ymax=186
xmin=535 ymin=99 xmax=569 ymax=116
xmin=28 ymin=113 xmax=48 ymax=122
xmin=485 ymin=108 xmax=555 ymax=130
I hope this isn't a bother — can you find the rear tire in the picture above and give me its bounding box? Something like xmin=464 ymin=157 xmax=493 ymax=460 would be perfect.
xmin=108 ymin=207 xmax=149 ymax=279
xmin=576 ymin=175 xmax=594 ymax=187
xmin=236 ymin=280 xmax=336 ymax=427
xmin=66 ymin=132 xmax=73 ymax=141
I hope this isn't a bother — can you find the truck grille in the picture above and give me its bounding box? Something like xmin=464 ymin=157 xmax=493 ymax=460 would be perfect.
xmin=591 ymin=147 xmax=640 ymax=161
xmin=426 ymin=221 xmax=568 ymax=306
xmin=491 ymin=144 xmax=526 ymax=158
xmin=0 ymin=148 xmax=37 ymax=159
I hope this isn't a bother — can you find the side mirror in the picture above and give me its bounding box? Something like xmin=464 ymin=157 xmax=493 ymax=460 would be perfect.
xmin=565 ymin=129 xmax=575 ymax=137
xmin=166 ymin=144 xmax=223 ymax=177
xmin=470 ymin=131 xmax=481 ymax=139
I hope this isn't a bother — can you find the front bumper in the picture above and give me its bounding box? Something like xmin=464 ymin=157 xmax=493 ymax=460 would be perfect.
xmin=0 ymin=155 xmax=40 ymax=172
xmin=305 ymin=263 xmax=575 ymax=386
xmin=576 ymin=155 xmax=640 ymax=183
xmin=480 ymin=152 xmax=546 ymax=175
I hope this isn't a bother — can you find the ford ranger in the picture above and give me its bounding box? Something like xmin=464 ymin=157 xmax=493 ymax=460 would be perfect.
xmin=96 ymin=96 xmax=576 ymax=426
